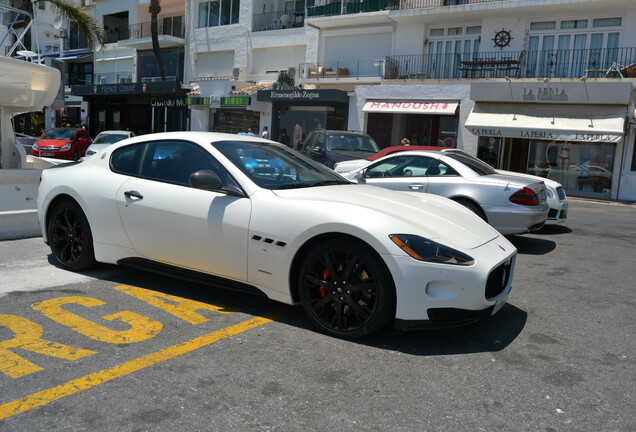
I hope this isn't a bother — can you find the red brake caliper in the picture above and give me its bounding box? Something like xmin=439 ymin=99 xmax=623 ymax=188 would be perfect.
xmin=319 ymin=268 xmax=329 ymax=298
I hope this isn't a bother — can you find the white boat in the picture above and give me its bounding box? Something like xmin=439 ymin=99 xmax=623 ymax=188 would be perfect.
xmin=0 ymin=3 xmax=60 ymax=169
xmin=1 ymin=4 xmax=60 ymax=239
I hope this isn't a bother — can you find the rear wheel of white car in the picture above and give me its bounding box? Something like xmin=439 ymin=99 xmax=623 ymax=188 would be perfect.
xmin=298 ymin=239 xmax=395 ymax=338
xmin=47 ymin=199 xmax=96 ymax=271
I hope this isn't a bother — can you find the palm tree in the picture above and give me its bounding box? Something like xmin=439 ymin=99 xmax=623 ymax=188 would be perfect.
xmin=15 ymin=0 xmax=105 ymax=50
xmin=149 ymin=0 xmax=166 ymax=81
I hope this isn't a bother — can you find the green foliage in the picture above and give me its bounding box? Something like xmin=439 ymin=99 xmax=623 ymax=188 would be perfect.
xmin=272 ymin=71 xmax=297 ymax=90
xmin=33 ymin=0 xmax=105 ymax=49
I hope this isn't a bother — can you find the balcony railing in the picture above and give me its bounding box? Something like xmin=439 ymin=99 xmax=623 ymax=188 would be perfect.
xmin=94 ymin=71 xmax=135 ymax=85
xmin=252 ymin=10 xmax=305 ymax=32
xmin=306 ymin=0 xmax=510 ymax=18
xmin=300 ymin=60 xmax=385 ymax=78
xmin=384 ymin=48 xmax=636 ymax=80
xmin=104 ymin=15 xmax=185 ymax=44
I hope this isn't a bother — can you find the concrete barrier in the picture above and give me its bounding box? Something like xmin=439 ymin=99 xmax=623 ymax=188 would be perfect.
xmin=0 ymin=166 xmax=42 ymax=240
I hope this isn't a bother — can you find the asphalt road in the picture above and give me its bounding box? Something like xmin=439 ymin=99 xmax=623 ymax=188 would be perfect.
xmin=0 ymin=198 xmax=634 ymax=431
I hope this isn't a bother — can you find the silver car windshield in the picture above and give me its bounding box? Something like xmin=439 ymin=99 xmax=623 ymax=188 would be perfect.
xmin=444 ymin=152 xmax=498 ymax=176
xmin=213 ymin=140 xmax=349 ymax=190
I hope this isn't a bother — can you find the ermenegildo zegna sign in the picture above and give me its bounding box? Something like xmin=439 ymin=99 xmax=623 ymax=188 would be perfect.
xmin=257 ymin=89 xmax=348 ymax=104
xmin=470 ymin=81 xmax=632 ymax=104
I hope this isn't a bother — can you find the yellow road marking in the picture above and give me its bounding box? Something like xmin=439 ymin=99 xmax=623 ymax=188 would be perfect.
xmin=113 ymin=285 xmax=238 ymax=324
xmin=0 ymin=312 xmax=284 ymax=420
xmin=32 ymin=296 xmax=163 ymax=344
xmin=0 ymin=314 xmax=96 ymax=379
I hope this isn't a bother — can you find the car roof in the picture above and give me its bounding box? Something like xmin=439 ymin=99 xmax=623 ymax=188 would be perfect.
xmin=96 ymin=130 xmax=132 ymax=135
xmin=367 ymin=145 xmax=443 ymax=161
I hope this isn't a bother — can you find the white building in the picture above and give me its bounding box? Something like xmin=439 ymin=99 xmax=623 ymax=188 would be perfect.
xmin=34 ymin=0 xmax=636 ymax=201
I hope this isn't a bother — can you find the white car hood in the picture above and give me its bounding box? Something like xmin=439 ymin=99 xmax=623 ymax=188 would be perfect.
xmin=272 ymin=185 xmax=499 ymax=250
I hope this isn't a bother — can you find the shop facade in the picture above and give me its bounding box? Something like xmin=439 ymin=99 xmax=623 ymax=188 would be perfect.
xmin=71 ymin=81 xmax=189 ymax=137
xmin=256 ymin=89 xmax=349 ymax=145
xmin=188 ymin=81 xmax=269 ymax=136
xmin=349 ymin=84 xmax=471 ymax=150
xmin=465 ymin=80 xmax=633 ymax=200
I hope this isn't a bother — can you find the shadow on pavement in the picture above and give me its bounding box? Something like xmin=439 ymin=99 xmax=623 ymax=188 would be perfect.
xmin=507 ymin=235 xmax=556 ymax=255
xmin=536 ymin=225 xmax=572 ymax=235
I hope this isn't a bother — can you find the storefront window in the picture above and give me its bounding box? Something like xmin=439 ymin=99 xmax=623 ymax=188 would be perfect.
xmin=477 ymin=137 xmax=502 ymax=167
xmin=528 ymin=140 xmax=615 ymax=197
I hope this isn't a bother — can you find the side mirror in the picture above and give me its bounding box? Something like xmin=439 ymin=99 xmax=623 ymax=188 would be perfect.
xmin=189 ymin=169 xmax=222 ymax=191
xmin=352 ymin=170 xmax=365 ymax=181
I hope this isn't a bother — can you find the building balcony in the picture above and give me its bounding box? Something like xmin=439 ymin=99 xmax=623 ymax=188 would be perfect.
xmin=385 ymin=47 xmax=636 ymax=80
xmin=105 ymin=15 xmax=185 ymax=49
xmin=306 ymin=0 xmax=503 ymax=17
xmin=93 ymin=71 xmax=135 ymax=85
xmin=252 ymin=10 xmax=305 ymax=32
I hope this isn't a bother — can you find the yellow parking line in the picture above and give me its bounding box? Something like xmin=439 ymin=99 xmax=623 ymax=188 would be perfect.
xmin=0 ymin=312 xmax=285 ymax=420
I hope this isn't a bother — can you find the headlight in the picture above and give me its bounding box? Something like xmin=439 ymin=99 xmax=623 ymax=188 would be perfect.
xmin=60 ymin=143 xmax=71 ymax=151
xmin=32 ymin=142 xmax=38 ymax=150
xmin=390 ymin=234 xmax=474 ymax=266
xmin=546 ymin=188 xmax=555 ymax=199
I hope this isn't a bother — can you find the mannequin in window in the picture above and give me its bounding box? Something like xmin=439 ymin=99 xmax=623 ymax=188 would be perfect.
xmin=546 ymin=141 xmax=571 ymax=170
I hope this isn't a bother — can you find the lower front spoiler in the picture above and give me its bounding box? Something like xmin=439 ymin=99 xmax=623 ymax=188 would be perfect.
xmin=394 ymin=306 xmax=496 ymax=331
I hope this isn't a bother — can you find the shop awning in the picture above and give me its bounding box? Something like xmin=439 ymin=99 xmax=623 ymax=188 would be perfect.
xmin=362 ymin=100 xmax=459 ymax=115
xmin=465 ymin=103 xmax=626 ymax=143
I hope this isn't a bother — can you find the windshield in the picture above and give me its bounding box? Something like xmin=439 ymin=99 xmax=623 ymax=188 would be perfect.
xmin=326 ymin=133 xmax=380 ymax=152
xmin=444 ymin=152 xmax=498 ymax=176
xmin=213 ymin=140 xmax=350 ymax=190
xmin=93 ymin=134 xmax=128 ymax=145
xmin=42 ymin=128 xmax=76 ymax=140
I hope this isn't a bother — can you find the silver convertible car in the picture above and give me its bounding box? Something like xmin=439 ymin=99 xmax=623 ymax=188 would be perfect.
xmin=38 ymin=132 xmax=517 ymax=339
xmin=341 ymin=150 xmax=549 ymax=235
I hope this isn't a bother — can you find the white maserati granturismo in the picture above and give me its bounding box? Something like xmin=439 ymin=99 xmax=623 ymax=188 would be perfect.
xmin=38 ymin=132 xmax=516 ymax=338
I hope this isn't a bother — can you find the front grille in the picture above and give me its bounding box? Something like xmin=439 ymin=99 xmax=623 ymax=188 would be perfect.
xmin=485 ymin=258 xmax=513 ymax=300
xmin=556 ymin=187 xmax=566 ymax=200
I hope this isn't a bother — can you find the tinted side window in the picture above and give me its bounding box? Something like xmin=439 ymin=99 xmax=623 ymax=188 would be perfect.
xmin=366 ymin=155 xmax=435 ymax=178
xmin=139 ymin=140 xmax=227 ymax=186
xmin=111 ymin=144 xmax=144 ymax=175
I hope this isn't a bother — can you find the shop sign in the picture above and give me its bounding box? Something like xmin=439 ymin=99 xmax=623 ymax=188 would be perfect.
xmin=257 ymin=89 xmax=348 ymax=104
xmin=221 ymin=96 xmax=251 ymax=106
xmin=151 ymin=98 xmax=185 ymax=107
xmin=362 ymin=100 xmax=458 ymax=114
xmin=209 ymin=96 xmax=221 ymax=109
xmin=186 ymin=97 xmax=210 ymax=106
xmin=471 ymin=127 xmax=621 ymax=143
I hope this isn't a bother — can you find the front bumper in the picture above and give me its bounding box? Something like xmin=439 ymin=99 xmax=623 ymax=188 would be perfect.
xmin=384 ymin=236 xmax=516 ymax=326
xmin=32 ymin=148 xmax=74 ymax=159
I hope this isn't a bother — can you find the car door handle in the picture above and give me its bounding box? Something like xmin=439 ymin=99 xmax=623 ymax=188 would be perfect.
xmin=124 ymin=190 xmax=143 ymax=200
xmin=408 ymin=183 xmax=425 ymax=190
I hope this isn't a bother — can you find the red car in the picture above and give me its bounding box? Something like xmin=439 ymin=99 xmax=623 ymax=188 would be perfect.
xmin=32 ymin=128 xmax=92 ymax=161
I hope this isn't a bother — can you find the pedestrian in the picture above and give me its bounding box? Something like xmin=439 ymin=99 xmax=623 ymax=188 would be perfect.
xmin=279 ymin=128 xmax=291 ymax=147
xmin=401 ymin=137 xmax=410 ymax=146
xmin=261 ymin=126 xmax=270 ymax=139
xmin=293 ymin=121 xmax=303 ymax=149
xmin=247 ymin=128 xmax=257 ymax=137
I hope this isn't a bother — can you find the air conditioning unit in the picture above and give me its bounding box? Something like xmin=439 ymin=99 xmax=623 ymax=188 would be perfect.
xmin=287 ymin=67 xmax=296 ymax=77
xmin=232 ymin=67 xmax=247 ymax=81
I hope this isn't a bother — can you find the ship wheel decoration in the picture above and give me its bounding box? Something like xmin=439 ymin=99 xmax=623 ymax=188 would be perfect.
xmin=492 ymin=28 xmax=512 ymax=49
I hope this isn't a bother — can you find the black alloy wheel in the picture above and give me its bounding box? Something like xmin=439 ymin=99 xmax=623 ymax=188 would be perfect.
xmin=72 ymin=150 xmax=80 ymax=161
xmin=47 ymin=200 xmax=96 ymax=271
xmin=298 ymin=239 xmax=395 ymax=338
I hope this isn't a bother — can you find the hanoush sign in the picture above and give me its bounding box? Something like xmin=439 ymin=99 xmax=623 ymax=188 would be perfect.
xmin=362 ymin=100 xmax=459 ymax=114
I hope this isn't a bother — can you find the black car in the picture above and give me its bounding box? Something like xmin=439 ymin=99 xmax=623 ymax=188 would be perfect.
xmin=301 ymin=129 xmax=380 ymax=169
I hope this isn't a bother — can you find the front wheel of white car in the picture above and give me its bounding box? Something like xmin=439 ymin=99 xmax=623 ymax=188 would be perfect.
xmin=298 ymin=239 xmax=395 ymax=338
